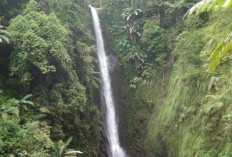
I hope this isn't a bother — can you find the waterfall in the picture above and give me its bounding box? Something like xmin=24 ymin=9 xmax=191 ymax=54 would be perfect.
xmin=89 ymin=5 xmax=127 ymax=157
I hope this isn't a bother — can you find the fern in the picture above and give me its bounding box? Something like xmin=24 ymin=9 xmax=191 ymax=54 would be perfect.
xmin=208 ymin=76 xmax=219 ymax=91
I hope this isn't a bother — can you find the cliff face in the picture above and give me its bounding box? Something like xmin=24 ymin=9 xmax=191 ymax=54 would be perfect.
xmin=102 ymin=6 xmax=232 ymax=157
xmin=141 ymin=9 xmax=232 ymax=157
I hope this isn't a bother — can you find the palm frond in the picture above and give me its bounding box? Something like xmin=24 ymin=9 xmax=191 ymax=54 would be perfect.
xmin=0 ymin=35 xmax=10 ymax=44
xmin=186 ymin=0 xmax=232 ymax=16
xmin=0 ymin=25 xmax=10 ymax=44
xmin=65 ymin=150 xmax=83 ymax=155
xmin=20 ymin=94 xmax=34 ymax=106
xmin=22 ymin=94 xmax=33 ymax=100
xmin=208 ymin=31 xmax=232 ymax=72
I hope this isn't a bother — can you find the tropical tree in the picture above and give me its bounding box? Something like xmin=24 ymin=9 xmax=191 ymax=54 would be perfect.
xmin=121 ymin=8 xmax=142 ymax=21
xmin=141 ymin=19 xmax=166 ymax=65
xmin=8 ymin=0 xmax=72 ymax=83
xmin=121 ymin=7 xmax=142 ymax=43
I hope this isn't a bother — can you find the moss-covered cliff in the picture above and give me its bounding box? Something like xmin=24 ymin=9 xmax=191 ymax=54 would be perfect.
xmin=145 ymin=9 xmax=232 ymax=157
xmin=101 ymin=0 xmax=232 ymax=156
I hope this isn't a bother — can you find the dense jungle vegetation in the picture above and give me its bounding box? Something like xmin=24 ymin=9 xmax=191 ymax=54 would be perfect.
xmin=1 ymin=0 xmax=232 ymax=156
xmin=0 ymin=0 xmax=101 ymax=156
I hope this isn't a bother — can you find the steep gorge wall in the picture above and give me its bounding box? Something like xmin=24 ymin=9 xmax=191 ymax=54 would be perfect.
xmin=144 ymin=9 xmax=232 ymax=157
xmin=102 ymin=6 xmax=232 ymax=157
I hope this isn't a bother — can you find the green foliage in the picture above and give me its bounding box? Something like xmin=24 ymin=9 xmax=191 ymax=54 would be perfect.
xmin=121 ymin=8 xmax=142 ymax=22
xmin=38 ymin=0 xmax=98 ymax=90
xmin=164 ymin=0 xmax=194 ymax=14
xmin=184 ymin=12 xmax=209 ymax=29
xmin=76 ymin=41 xmax=99 ymax=89
xmin=208 ymin=31 xmax=232 ymax=72
xmin=173 ymin=31 xmax=204 ymax=67
xmin=116 ymin=37 xmax=131 ymax=56
xmin=54 ymin=136 xmax=73 ymax=157
xmin=0 ymin=0 xmax=101 ymax=156
xmin=8 ymin=0 xmax=71 ymax=83
xmin=20 ymin=94 xmax=34 ymax=106
xmin=53 ymin=136 xmax=84 ymax=156
xmin=0 ymin=94 xmax=53 ymax=156
xmin=144 ymin=8 xmax=232 ymax=157
xmin=121 ymin=7 xmax=143 ymax=43
xmin=125 ymin=46 xmax=147 ymax=69
xmin=141 ymin=19 xmax=166 ymax=65
xmin=33 ymin=76 xmax=101 ymax=156
xmin=187 ymin=0 xmax=232 ymax=16
xmin=0 ymin=0 xmax=29 ymax=24
xmin=185 ymin=1 xmax=232 ymax=73
xmin=38 ymin=0 xmax=94 ymax=44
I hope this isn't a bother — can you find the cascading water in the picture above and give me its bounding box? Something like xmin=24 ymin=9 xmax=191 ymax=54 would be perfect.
xmin=89 ymin=5 xmax=127 ymax=157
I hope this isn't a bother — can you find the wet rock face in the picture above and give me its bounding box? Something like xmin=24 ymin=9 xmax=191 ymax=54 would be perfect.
xmin=98 ymin=132 xmax=109 ymax=157
xmin=108 ymin=55 xmax=120 ymax=73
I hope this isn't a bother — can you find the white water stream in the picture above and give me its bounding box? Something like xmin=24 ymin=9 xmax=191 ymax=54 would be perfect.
xmin=90 ymin=6 xmax=127 ymax=157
